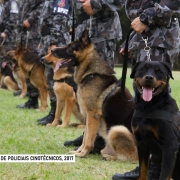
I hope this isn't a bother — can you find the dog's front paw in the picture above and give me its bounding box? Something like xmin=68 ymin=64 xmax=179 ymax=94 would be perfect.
xmin=74 ymin=151 xmax=87 ymax=158
xmin=56 ymin=124 xmax=67 ymax=128
xmin=46 ymin=123 xmax=56 ymax=127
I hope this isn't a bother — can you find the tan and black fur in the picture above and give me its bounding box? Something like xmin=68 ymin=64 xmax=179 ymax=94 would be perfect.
xmin=50 ymin=29 xmax=138 ymax=161
xmin=130 ymin=61 xmax=180 ymax=180
xmin=6 ymin=58 xmax=27 ymax=98
xmin=0 ymin=45 xmax=27 ymax=97
xmin=41 ymin=52 xmax=85 ymax=128
xmin=8 ymin=44 xmax=48 ymax=111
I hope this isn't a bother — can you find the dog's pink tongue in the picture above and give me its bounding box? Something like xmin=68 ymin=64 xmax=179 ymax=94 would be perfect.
xmin=142 ymin=87 xmax=152 ymax=102
xmin=1 ymin=62 xmax=7 ymax=68
xmin=54 ymin=61 xmax=62 ymax=73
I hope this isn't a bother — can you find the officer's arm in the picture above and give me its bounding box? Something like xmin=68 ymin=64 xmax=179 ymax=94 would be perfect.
xmin=27 ymin=1 xmax=44 ymax=26
xmin=90 ymin=0 xmax=125 ymax=13
xmin=139 ymin=0 xmax=180 ymax=27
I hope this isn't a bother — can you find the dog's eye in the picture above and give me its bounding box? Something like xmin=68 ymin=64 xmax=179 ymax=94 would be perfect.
xmin=140 ymin=68 xmax=146 ymax=72
xmin=156 ymin=69 xmax=162 ymax=73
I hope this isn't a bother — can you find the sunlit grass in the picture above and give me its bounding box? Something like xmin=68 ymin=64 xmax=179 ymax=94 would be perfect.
xmin=0 ymin=68 xmax=179 ymax=180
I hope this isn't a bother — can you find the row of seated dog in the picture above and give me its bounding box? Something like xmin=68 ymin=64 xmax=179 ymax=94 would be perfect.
xmin=1 ymin=30 xmax=180 ymax=179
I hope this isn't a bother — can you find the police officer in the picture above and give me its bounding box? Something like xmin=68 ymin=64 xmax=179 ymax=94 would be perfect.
xmin=112 ymin=0 xmax=180 ymax=179
xmin=16 ymin=0 xmax=44 ymax=109
xmin=37 ymin=0 xmax=71 ymax=125
xmin=0 ymin=0 xmax=18 ymax=53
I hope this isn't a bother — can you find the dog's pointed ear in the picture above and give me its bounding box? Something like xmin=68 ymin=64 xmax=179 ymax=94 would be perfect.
xmin=79 ymin=29 xmax=91 ymax=45
xmin=130 ymin=62 xmax=140 ymax=79
xmin=161 ymin=62 xmax=174 ymax=80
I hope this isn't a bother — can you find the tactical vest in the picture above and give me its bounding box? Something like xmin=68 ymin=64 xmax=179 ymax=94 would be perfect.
xmin=53 ymin=0 xmax=70 ymax=16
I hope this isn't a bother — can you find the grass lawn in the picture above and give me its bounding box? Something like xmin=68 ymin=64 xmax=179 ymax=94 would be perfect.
xmin=0 ymin=68 xmax=179 ymax=180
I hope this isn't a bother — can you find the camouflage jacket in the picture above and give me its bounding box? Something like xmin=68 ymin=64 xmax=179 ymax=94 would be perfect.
xmin=0 ymin=2 xmax=3 ymax=27
xmin=125 ymin=0 xmax=180 ymax=50
xmin=1 ymin=0 xmax=18 ymax=42
xmin=73 ymin=0 xmax=123 ymax=42
xmin=17 ymin=0 xmax=44 ymax=40
xmin=39 ymin=0 xmax=72 ymax=44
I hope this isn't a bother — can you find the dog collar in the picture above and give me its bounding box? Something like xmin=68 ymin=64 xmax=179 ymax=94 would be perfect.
xmin=54 ymin=77 xmax=71 ymax=83
xmin=81 ymin=73 xmax=95 ymax=84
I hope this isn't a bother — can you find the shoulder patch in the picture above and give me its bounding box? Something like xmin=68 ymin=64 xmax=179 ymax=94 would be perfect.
xmin=10 ymin=1 xmax=18 ymax=14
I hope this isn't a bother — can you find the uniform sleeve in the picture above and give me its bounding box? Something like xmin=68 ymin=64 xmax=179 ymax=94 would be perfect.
xmin=27 ymin=0 xmax=44 ymax=26
xmin=142 ymin=0 xmax=180 ymax=27
xmin=90 ymin=0 xmax=125 ymax=14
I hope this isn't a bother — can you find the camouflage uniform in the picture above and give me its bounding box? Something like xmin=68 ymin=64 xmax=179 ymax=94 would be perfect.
xmin=17 ymin=0 xmax=44 ymax=54
xmin=124 ymin=0 xmax=180 ymax=65
xmin=16 ymin=0 xmax=44 ymax=108
xmin=73 ymin=0 xmax=123 ymax=69
xmin=1 ymin=0 xmax=18 ymax=52
xmin=37 ymin=0 xmax=71 ymax=125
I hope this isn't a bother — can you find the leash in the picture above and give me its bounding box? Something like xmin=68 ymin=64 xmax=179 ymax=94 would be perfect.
xmin=119 ymin=28 xmax=134 ymax=101
xmin=71 ymin=5 xmax=75 ymax=41
xmin=0 ymin=37 xmax=5 ymax=46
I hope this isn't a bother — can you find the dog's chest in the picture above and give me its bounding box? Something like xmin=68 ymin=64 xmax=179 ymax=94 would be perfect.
xmin=132 ymin=117 xmax=161 ymax=142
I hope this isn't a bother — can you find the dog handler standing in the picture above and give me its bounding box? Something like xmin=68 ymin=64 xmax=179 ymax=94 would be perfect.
xmin=37 ymin=0 xmax=72 ymax=125
xmin=112 ymin=0 xmax=180 ymax=180
xmin=16 ymin=0 xmax=45 ymax=109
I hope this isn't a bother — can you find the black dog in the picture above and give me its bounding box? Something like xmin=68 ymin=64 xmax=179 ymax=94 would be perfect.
xmin=130 ymin=61 xmax=180 ymax=180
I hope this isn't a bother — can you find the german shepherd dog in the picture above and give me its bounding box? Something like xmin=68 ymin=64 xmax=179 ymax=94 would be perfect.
xmin=130 ymin=61 xmax=180 ymax=180
xmin=50 ymin=29 xmax=138 ymax=161
xmin=41 ymin=52 xmax=85 ymax=128
xmin=0 ymin=45 xmax=26 ymax=97
xmin=6 ymin=58 xmax=27 ymax=98
xmin=8 ymin=45 xmax=48 ymax=111
xmin=4 ymin=55 xmax=27 ymax=98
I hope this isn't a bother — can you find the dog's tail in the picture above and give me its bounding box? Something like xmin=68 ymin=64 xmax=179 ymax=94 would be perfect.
xmin=108 ymin=125 xmax=138 ymax=162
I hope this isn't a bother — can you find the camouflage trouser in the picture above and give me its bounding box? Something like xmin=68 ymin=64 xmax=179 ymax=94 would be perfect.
xmin=39 ymin=33 xmax=69 ymax=101
xmin=3 ymin=42 xmax=16 ymax=52
xmin=130 ymin=47 xmax=180 ymax=68
xmin=93 ymin=39 xmax=116 ymax=69
xmin=21 ymin=39 xmax=40 ymax=55
xmin=39 ymin=33 xmax=68 ymax=57
xmin=45 ymin=66 xmax=56 ymax=101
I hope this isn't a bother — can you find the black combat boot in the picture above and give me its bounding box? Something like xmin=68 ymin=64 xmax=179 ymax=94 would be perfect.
xmin=16 ymin=96 xmax=39 ymax=109
xmin=13 ymin=90 xmax=22 ymax=96
xmin=64 ymin=134 xmax=84 ymax=147
xmin=112 ymin=166 xmax=139 ymax=180
xmin=64 ymin=134 xmax=105 ymax=154
xmin=112 ymin=160 xmax=160 ymax=180
xmin=37 ymin=101 xmax=61 ymax=125
xmin=148 ymin=161 xmax=161 ymax=180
